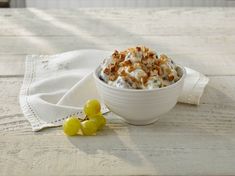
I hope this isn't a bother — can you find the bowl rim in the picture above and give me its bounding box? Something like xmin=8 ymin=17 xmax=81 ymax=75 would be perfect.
xmin=93 ymin=64 xmax=186 ymax=93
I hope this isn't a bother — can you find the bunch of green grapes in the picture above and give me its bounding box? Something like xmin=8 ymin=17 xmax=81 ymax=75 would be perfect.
xmin=63 ymin=99 xmax=106 ymax=136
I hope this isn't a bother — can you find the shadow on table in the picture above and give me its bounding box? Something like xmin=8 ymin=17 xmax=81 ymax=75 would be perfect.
xmin=34 ymin=79 xmax=235 ymax=173
xmin=126 ymin=84 xmax=235 ymax=169
xmin=67 ymin=124 xmax=144 ymax=167
xmin=14 ymin=9 xmax=175 ymax=55
xmin=15 ymin=8 xmax=235 ymax=172
xmin=200 ymin=84 xmax=235 ymax=105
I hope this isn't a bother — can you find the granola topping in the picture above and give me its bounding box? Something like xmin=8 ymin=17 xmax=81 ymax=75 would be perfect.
xmin=99 ymin=46 xmax=181 ymax=89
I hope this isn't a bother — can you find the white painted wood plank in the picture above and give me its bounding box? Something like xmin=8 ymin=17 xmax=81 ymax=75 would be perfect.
xmin=0 ymin=76 xmax=235 ymax=175
xmin=0 ymin=76 xmax=234 ymax=132
xmin=1 ymin=36 xmax=234 ymax=55
xmin=0 ymin=8 xmax=234 ymax=76
xmin=1 ymin=8 xmax=234 ymax=20
xmin=0 ymin=13 xmax=235 ymax=37
xmin=0 ymin=8 xmax=235 ymax=176
xmin=0 ymin=35 xmax=234 ymax=76
xmin=1 ymin=52 xmax=235 ymax=76
xmin=0 ymin=55 xmax=25 ymax=76
xmin=0 ymin=132 xmax=235 ymax=176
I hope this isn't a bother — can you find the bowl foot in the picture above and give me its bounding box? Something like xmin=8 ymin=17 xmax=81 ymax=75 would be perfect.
xmin=121 ymin=118 xmax=160 ymax=126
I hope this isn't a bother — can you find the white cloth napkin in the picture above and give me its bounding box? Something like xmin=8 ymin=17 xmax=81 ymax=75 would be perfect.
xmin=19 ymin=50 xmax=209 ymax=131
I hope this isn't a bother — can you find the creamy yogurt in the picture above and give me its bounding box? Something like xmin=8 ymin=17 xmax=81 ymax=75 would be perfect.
xmin=99 ymin=46 xmax=181 ymax=89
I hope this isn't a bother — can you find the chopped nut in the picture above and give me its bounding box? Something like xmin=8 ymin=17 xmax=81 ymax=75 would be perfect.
xmin=133 ymin=62 xmax=142 ymax=69
xmin=136 ymin=46 xmax=141 ymax=52
xmin=148 ymin=52 xmax=155 ymax=58
xmin=112 ymin=50 xmax=119 ymax=57
xmin=143 ymin=46 xmax=149 ymax=52
xmin=113 ymin=54 xmax=125 ymax=63
xmin=103 ymin=68 xmax=110 ymax=75
xmin=141 ymin=76 xmax=148 ymax=84
xmin=150 ymin=69 xmax=158 ymax=76
xmin=159 ymin=54 xmax=168 ymax=64
xmin=156 ymin=66 xmax=163 ymax=76
xmin=166 ymin=68 xmax=172 ymax=74
xmin=100 ymin=46 xmax=179 ymax=89
xmin=168 ymin=74 xmax=174 ymax=81
xmin=120 ymin=70 xmax=127 ymax=76
xmin=109 ymin=64 xmax=115 ymax=72
xmin=155 ymin=59 xmax=160 ymax=66
xmin=141 ymin=65 xmax=149 ymax=75
xmin=109 ymin=73 xmax=118 ymax=81
xmin=109 ymin=63 xmax=119 ymax=73
xmin=120 ymin=53 xmax=126 ymax=60
xmin=128 ymin=66 xmax=135 ymax=72
xmin=121 ymin=60 xmax=132 ymax=67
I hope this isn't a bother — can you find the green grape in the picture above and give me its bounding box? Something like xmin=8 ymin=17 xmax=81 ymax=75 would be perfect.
xmin=63 ymin=116 xmax=81 ymax=136
xmin=83 ymin=99 xmax=101 ymax=117
xmin=89 ymin=114 xmax=106 ymax=130
xmin=81 ymin=120 xmax=98 ymax=136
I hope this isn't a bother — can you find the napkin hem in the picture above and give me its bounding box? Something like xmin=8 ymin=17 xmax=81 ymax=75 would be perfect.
xmin=20 ymin=56 xmax=41 ymax=131
xmin=20 ymin=54 xmax=109 ymax=131
xmin=19 ymin=56 xmax=60 ymax=131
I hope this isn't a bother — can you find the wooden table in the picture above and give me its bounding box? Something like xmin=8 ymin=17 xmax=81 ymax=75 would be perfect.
xmin=0 ymin=8 xmax=235 ymax=176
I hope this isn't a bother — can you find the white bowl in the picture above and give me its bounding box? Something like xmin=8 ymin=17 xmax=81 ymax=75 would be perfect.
xmin=93 ymin=66 xmax=186 ymax=125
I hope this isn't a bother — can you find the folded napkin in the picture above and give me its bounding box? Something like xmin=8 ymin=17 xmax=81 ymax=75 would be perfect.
xmin=20 ymin=50 xmax=209 ymax=131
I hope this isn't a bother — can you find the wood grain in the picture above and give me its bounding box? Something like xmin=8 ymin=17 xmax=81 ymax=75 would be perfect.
xmin=0 ymin=76 xmax=235 ymax=134
xmin=0 ymin=35 xmax=235 ymax=76
xmin=0 ymin=8 xmax=235 ymax=76
xmin=1 ymin=52 xmax=235 ymax=76
xmin=0 ymin=9 xmax=235 ymax=37
xmin=0 ymin=8 xmax=235 ymax=176
xmin=0 ymin=76 xmax=235 ymax=175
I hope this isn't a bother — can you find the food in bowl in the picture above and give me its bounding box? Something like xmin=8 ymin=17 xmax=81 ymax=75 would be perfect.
xmin=93 ymin=46 xmax=185 ymax=125
xmin=99 ymin=46 xmax=182 ymax=89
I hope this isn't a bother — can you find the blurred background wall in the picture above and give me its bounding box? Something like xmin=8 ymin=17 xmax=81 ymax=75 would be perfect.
xmin=5 ymin=0 xmax=235 ymax=8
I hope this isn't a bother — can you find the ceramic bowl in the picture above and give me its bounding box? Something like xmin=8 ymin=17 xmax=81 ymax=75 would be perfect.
xmin=93 ymin=65 xmax=185 ymax=125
